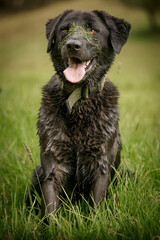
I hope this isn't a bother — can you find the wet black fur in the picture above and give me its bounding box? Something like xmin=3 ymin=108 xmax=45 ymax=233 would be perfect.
xmin=26 ymin=10 xmax=130 ymax=217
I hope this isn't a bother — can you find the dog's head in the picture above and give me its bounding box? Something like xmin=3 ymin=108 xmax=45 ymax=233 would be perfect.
xmin=46 ymin=10 xmax=131 ymax=84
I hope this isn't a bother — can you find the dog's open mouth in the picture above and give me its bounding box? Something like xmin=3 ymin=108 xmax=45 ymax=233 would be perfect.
xmin=63 ymin=57 xmax=94 ymax=83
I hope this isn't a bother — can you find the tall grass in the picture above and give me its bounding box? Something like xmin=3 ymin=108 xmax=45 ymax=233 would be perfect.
xmin=0 ymin=0 xmax=160 ymax=239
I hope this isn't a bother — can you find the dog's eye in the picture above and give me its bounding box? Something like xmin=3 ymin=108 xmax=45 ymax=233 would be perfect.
xmin=63 ymin=29 xmax=69 ymax=33
xmin=90 ymin=29 xmax=96 ymax=34
xmin=61 ymin=27 xmax=69 ymax=33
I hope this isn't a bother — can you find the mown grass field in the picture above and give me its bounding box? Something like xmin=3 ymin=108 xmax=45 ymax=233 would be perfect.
xmin=0 ymin=0 xmax=160 ymax=239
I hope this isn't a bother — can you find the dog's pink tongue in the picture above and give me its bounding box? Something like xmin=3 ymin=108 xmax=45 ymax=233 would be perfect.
xmin=63 ymin=61 xmax=86 ymax=83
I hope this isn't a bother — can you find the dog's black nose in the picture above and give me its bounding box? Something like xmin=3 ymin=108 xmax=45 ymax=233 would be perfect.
xmin=66 ymin=40 xmax=82 ymax=51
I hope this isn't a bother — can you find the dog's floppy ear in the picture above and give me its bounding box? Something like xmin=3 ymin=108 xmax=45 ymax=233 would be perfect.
xmin=46 ymin=10 xmax=73 ymax=53
xmin=109 ymin=15 xmax=131 ymax=54
xmin=94 ymin=11 xmax=131 ymax=54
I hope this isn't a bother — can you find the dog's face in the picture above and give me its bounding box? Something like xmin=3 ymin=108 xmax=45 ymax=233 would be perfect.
xmin=46 ymin=10 xmax=130 ymax=84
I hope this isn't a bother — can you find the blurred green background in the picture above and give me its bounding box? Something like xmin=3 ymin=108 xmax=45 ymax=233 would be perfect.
xmin=0 ymin=0 xmax=160 ymax=239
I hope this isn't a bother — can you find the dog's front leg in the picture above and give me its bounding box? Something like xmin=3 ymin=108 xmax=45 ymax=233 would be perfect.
xmin=77 ymin=144 xmax=110 ymax=208
xmin=40 ymin=146 xmax=75 ymax=218
xmin=90 ymin=139 xmax=120 ymax=207
xmin=90 ymin=172 xmax=110 ymax=207
xmin=41 ymin=174 xmax=59 ymax=218
xmin=40 ymin=150 xmax=62 ymax=218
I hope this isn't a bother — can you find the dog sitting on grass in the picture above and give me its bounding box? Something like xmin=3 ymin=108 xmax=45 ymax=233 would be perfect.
xmin=26 ymin=10 xmax=131 ymax=219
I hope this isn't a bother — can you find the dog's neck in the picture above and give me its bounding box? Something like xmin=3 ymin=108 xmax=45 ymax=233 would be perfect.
xmin=56 ymin=75 xmax=105 ymax=113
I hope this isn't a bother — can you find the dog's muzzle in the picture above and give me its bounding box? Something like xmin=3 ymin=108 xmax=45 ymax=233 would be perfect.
xmin=63 ymin=40 xmax=95 ymax=84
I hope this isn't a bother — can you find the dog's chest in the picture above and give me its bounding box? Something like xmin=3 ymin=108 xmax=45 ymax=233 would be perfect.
xmin=66 ymin=97 xmax=114 ymax=146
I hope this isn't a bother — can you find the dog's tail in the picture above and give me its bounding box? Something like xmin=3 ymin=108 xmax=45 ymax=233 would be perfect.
xmin=26 ymin=165 xmax=45 ymax=209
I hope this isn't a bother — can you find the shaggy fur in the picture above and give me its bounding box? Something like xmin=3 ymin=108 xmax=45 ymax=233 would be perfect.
xmin=26 ymin=10 xmax=130 ymax=218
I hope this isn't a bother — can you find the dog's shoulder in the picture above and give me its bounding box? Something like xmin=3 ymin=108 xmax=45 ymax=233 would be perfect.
xmin=42 ymin=75 xmax=61 ymax=98
xmin=41 ymin=75 xmax=66 ymax=109
xmin=37 ymin=75 xmax=65 ymax=141
xmin=101 ymin=78 xmax=119 ymax=106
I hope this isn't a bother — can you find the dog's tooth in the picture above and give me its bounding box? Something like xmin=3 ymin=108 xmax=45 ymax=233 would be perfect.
xmin=68 ymin=58 xmax=71 ymax=65
xmin=86 ymin=60 xmax=90 ymax=66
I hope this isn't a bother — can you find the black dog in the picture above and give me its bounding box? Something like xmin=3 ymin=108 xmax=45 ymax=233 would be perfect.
xmin=26 ymin=10 xmax=130 ymax=218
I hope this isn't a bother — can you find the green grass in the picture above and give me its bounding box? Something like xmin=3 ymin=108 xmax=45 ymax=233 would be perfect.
xmin=0 ymin=0 xmax=160 ymax=239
